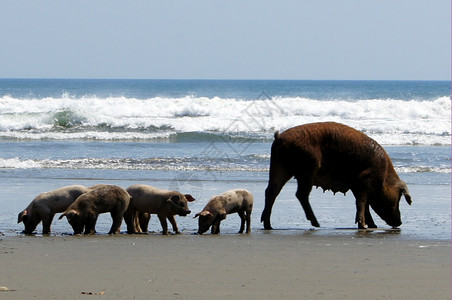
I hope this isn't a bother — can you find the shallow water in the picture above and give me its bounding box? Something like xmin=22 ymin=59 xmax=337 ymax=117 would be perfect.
xmin=1 ymin=79 xmax=450 ymax=241
xmin=1 ymin=175 xmax=450 ymax=241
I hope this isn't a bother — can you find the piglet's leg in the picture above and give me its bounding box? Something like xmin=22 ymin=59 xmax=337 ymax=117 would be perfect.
xmin=123 ymin=207 xmax=137 ymax=234
xmin=238 ymin=211 xmax=245 ymax=233
xmin=139 ymin=212 xmax=151 ymax=233
xmin=211 ymin=219 xmax=221 ymax=234
xmin=167 ymin=215 xmax=180 ymax=234
xmin=245 ymin=209 xmax=252 ymax=233
xmin=158 ymin=214 xmax=169 ymax=235
xmin=41 ymin=214 xmax=54 ymax=235
xmin=84 ymin=217 xmax=97 ymax=235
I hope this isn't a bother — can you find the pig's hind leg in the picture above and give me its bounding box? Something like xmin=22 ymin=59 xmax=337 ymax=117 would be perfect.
xmin=238 ymin=210 xmax=246 ymax=233
xmin=108 ymin=210 xmax=123 ymax=234
xmin=365 ymin=203 xmax=377 ymax=228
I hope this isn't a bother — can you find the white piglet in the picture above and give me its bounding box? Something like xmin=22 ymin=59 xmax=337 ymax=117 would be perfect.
xmin=195 ymin=189 xmax=253 ymax=234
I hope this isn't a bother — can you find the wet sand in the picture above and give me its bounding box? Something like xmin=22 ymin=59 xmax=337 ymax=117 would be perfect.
xmin=0 ymin=230 xmax=450 ymax=299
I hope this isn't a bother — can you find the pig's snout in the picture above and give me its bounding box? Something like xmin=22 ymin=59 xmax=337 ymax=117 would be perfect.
xmin=180 ymin=209 xmax=191 ymax=216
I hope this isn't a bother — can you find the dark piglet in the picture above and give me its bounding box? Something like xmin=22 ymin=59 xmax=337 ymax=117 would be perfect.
xmin=59 ymin=185 xmax=130 ymax=235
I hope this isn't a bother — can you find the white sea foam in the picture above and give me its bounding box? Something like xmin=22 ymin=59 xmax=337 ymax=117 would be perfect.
xmin=0 ymin=95 xmax=450 ymax=145
xmin=0 ymin=158 xmax=42 ymax=169
xmin=0 ymin=157 xmax=449 ymax=174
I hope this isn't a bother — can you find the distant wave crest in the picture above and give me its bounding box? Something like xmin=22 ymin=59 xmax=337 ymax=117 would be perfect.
xmin=0 ymin=95 xmax=450 ymax=145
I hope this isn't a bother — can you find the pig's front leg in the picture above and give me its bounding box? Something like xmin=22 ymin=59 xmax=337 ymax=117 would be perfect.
xmin=167 ymin=215 xmax=180 ymax=234
xmin=157 ymin=214 xmax=169 ymax=235
xmin=41 ymin=214 xmax=55 ymax=235
xmin=84 ymin=217 xmax=97 ymax=235
xmin=211 ymin=219 xmax=221 ymax=234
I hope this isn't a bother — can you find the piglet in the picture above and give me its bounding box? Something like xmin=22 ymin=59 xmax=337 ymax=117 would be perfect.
xmin=195 ymin=189 xmax=254 ymax=234
xmin=59 ymin=185 xmax=130 ymax=235
xmin=124 ymin=184 xmax=195 ymax=235
xmin=18 ymin=185 xmax=90 ymax=234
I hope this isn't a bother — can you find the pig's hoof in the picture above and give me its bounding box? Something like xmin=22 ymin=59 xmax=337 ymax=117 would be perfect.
xmin=22 ymin=231 xmax=36 ymax=235
xmin=263 ymin=221 xmax=273 ymax=230
xmin=311 ymin=220 xmax=320 ymax=227
xmin=357 ymin=223 xmax=368 ymax=230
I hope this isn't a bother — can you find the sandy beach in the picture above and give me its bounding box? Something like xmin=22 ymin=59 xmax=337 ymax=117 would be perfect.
xmin=0 ymin=230 xmax=450 ymax=299
xmin=0 ymin=78 xmax=450 ymax=299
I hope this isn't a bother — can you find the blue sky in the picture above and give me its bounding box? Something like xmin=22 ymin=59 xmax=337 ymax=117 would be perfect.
xmin=0 ymin=1 xmax=450 ymax=80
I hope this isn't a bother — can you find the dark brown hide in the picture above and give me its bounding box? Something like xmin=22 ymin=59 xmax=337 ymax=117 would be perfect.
xmin=261 ymin=122 xmax=411 ymax=229
xmin=59 ymin=185 xmax=130 ymax=235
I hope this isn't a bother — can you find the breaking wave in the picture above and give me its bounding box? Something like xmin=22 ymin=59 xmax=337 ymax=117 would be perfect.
xmin=0 ymin=95 xmax=450 ymax=145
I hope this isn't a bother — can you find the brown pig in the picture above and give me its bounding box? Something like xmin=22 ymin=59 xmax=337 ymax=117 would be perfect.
xmin=124 ymin=184 xmax=195 ymax=235
xmin=194 ymin=189 xmax=254 ymax=234
xmin=261 ymin=122 xmax=412 ymax=230
xmin=59 ymin=185 xmax=130 ymax=235
xmin=18 ymin=185 xmax=90 ymax=234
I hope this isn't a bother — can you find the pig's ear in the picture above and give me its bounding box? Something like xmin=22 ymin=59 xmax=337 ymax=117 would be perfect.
xmin=169 ymin=194 xmax=180 ymax=203
xmin=184 ymin=194 xmax=195 ymax=202
xmin=18 ymin=210 xmax=27 ymax=223
xmin=58 ymin=212 xmax=67 ymax=220
xmin=194 ymin=211 xmax=212 ymax=218
xmin=201 ymin=211 xmax=213 ymax=217
xmin=219 ymin=210 xmax=227 ymax=220
xmin=59 ymin=210 xmax=77 ymax=220
xmin=65 ymin=210 xmax=78 ymax=221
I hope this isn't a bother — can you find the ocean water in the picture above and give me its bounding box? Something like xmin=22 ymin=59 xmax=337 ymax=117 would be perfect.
xmin=0 ymin=79 xmax=450 ymax=239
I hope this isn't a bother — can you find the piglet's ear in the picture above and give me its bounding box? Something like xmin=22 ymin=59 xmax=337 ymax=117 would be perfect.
xmin=59 ymin=210 xmax=77 ymax=220
xmin=168 ymin=195 xmax=180 ymax=203
xmin=194 ymin=211 xmax=212 ymax=218
xmin=184 ymin=194 xmax=195 ymax=202
xmin=18 ymin=210 xmax=28 ymax=223
xmin=65 ymin=210 xmax=78 ymax=221
xmin=200 ymin=211 xmax=213 ymax=217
